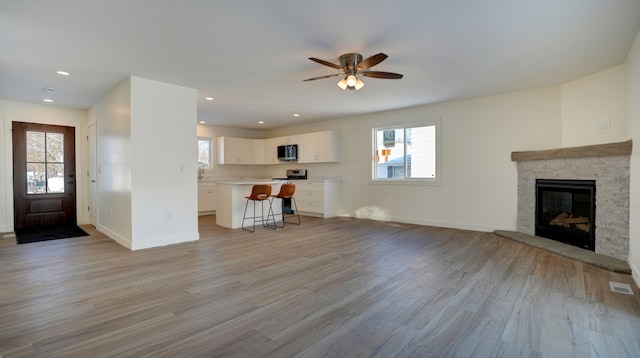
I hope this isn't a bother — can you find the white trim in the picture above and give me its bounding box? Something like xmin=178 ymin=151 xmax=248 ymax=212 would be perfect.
xmin=131 ymin=232 xmax=199 ymax=251
xmin=97 ymin=224 xmax=132 ymax=250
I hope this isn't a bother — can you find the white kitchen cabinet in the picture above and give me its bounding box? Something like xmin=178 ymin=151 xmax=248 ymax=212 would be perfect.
xmin=218 ymin=133 xmax=329 ymax=165
xmin=293 ymin=180 xmax=340 ymax=218
xmin=237 ymin=138 xmax=254 ymax=164
xmin=284 ymin=135 xmax=302 ymax=146
xmin=217 ymin=137 xmax=263 ymax=164
xmin=252 ymin=139 xmax=265 ymax=164
xmin=198 ymin=182 xmax=216 ymax=213
xmin=298 ymin=131 xmax=340 ymax=163
xmin=217 ymin=137 xmax=239 ymax=164
xmin=263 ymin=137 xmax=283 ymax=164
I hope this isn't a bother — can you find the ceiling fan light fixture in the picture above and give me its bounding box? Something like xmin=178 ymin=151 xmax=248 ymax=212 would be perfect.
xmin=346 ymin=74 xmax=357 ymax=87
xmin=354 ymin=78 xmax=365 ymax=90
xmin=337 ymin=78 xmax=348 ymax=90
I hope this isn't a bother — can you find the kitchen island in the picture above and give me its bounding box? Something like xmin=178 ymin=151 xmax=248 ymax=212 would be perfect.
xmin=215 ymin=181 xmax=285 ymax=229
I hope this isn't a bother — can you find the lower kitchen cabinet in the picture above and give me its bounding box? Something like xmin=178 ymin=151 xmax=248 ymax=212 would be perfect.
xmin=198 ymin=182 xmax=216 ymax=214
xmin=293 ymin=180 xmax=340 ymax=218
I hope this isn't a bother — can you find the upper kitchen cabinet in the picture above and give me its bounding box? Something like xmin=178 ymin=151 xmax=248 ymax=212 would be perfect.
xmin=299 ymin=131 xmax=340 ymax=163
xmin=264 ymin=135 xmax=303 ymax=164
xmin=251 ymin=139 xmax=264 ymax=164
xmin=217 ymin=137 xmax=264 ymax=164
xmin=263 ymin=137 xmax=284 ymax=164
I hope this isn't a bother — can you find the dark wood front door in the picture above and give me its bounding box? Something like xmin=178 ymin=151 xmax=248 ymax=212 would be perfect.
xmin=12 ymin=122 xmax=77 ymax=230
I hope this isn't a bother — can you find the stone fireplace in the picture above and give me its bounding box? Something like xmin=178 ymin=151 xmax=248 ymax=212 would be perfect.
xmin=513 ymin=140 xmax=632 ymax=261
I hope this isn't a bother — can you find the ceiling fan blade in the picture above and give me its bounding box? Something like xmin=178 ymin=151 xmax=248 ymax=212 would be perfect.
xmin=356 ymin=53 xmax=388 ymax=71
xmin=359 ymin=71 xmax=404 ymax=79
xmin=308 ymin=57 xmax=343 ymax=70
xmin=303 ymin=73 xmax=344 ymax=81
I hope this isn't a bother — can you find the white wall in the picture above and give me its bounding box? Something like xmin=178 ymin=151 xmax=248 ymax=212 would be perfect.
xmin=129 ymin=77 xmax=199 ymax=250
xmin=561 ymin=64 xmax=629 ymax=147
xmin=262 ymin=86 xmax=561 ymax=232
xmin=0 ymin=99 xmax=87 ymax=233
xmin=89 ymin=78 xmax=133 ymax=247
xmin=90 ymin=77 xmax=199 ymax=250
xmin=627 ymin=30 xmax=640 ymax=286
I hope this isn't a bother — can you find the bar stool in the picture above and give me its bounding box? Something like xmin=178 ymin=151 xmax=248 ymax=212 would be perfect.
xmin=268 ymin=183 xmax=301 ymax=228
xmin=242 ymin=185 xmax=276 ymax=232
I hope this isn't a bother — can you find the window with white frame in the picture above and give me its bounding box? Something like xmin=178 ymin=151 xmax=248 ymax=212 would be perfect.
xmin=372 ymin=121 xmax=438 ymax=182
xmin=197 ymin=137 xmax=212 ymax=167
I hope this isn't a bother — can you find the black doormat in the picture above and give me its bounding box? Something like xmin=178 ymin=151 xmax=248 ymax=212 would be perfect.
xmin=15 ymin=225 xmax=89 ymax=244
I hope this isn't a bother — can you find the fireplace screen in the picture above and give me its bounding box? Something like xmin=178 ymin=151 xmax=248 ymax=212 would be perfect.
xmin=535 ymin=179 xmax=596 ymax=251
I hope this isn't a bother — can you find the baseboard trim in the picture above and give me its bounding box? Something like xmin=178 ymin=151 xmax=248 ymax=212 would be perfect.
xmin=97 ymin=224 xmax=132 ymax=250
xmin=131 ymin=232 xmax=199 ymax=251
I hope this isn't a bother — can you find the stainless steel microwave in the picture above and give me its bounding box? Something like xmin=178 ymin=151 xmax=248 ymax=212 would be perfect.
xmin=277 ymin=144 xmax=298 ymax=161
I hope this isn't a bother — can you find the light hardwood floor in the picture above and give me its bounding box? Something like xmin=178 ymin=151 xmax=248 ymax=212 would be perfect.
xmin=1 ymin=215 xmax=639 ymax=357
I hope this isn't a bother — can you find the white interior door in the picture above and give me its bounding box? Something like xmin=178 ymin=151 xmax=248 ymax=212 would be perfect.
xmin=88 ymin=123 xmax=97 ymax=226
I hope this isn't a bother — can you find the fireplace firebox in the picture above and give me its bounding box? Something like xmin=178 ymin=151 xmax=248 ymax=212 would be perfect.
xmin=535 ymin=179 xmax=596 ymax=251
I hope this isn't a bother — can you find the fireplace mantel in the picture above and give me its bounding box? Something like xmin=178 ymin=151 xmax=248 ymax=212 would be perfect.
xmin=511 ymin=139 xmax=632 ymax=162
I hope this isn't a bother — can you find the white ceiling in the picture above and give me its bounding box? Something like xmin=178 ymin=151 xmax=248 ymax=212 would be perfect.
xmin=2 ymin=0 xmax=640 ymax=129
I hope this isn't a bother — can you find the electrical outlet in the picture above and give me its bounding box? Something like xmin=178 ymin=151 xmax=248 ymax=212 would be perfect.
xmin=597 ymin=119 xmax=611 ymax=129
xmin=167 ymin=212 xmax=174 ymax=221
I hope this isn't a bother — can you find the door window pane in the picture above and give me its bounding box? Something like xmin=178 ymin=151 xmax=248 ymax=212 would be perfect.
xmin=26 ymin=131 xmax=45 ymax=162
xmin=47 ymin=163 xmax=65 ymax=193
xmin=46 ymin=132 xmax=64 ymax=162
xmin=25 ymin=130 xmax=65 ymax=194
xmin=27 ymin=163 xmax=46 ymax=194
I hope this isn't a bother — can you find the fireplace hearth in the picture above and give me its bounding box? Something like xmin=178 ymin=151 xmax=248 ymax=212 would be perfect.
xmin=535 ymin=179 xmax=595 ymax=251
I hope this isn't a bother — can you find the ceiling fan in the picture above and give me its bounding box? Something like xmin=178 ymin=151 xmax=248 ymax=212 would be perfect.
xmin=303 ymin=53 xmax=403 ymax=91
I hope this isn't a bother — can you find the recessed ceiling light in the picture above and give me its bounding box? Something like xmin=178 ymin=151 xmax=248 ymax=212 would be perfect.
xmin=43 ymin=98 xmax=54 ymax=103
xmin=205 ymin=97 xmax=214 ymax=101
xmin=56 ymin=70 xmax=70 ymax=76
xmin=258 ymin=121 xmax=264 ymax=124
xmin=293 ymin=113 xmax=300 ymax=117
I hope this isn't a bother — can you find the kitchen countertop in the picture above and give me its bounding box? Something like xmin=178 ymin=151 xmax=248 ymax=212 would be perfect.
xmin=198 ymin=177 xmax=341 ymax=183
xmin=215 ymin=180 xmax=286 ymax=185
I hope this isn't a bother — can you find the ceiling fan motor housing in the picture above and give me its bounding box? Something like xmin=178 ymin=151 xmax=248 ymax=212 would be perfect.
xmin=339 ymin=53 xmax=362 ymax=72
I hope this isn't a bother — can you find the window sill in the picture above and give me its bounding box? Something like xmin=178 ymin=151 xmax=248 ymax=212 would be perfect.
xmin=370 ymin=178 xmax=440 ymax=186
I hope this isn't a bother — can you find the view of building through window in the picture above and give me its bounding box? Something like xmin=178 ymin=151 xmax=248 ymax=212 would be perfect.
xmin=374 ymin=123 xmax=437 ymax=180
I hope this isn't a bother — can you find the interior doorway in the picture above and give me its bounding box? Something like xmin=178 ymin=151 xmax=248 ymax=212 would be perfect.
xmin=12 ymin=122 xmax=78 ymax=230
xmin=88 ymin=123 xmax=97 ymax=226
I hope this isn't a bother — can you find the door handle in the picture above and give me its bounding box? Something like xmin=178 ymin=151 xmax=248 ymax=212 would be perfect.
xmin=91 ymin=180 xmax=96 ymax=183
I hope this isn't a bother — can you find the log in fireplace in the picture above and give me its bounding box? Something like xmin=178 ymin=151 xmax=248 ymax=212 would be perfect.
xmin=535 ymin=179 xmax=596 ymax=251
